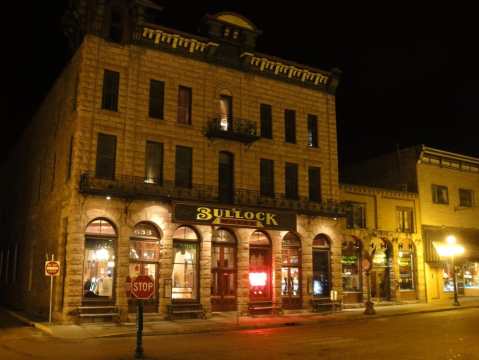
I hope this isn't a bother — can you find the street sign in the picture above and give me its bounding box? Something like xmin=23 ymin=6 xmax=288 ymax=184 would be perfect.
xmin=131 ymin=275 xmax=155 ymax=300
xmin=45 ymin=261 xmax=60 ymax=276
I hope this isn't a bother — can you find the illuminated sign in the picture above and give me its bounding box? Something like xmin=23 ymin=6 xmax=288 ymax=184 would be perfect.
xmin=249 ymin=272 xmax=267 ymax=287
xmin=173 ymin=203 xmax=296 ymax=230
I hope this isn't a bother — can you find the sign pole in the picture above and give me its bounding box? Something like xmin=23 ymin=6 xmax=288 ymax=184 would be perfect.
xmin=49 ymin=254 xmax=54 ymax=324
xmin=135 ymin=299 xmax=144 ymax=359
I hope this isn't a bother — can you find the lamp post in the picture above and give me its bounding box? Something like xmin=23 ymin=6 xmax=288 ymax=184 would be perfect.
xmin=434 ymin=235 xmax=465 ymax=307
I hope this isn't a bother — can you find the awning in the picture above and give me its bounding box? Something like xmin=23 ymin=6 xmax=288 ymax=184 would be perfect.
xmin=423 ymin=227 xmax=479 ymax=264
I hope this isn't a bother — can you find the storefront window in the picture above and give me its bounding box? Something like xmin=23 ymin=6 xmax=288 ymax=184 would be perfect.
xmin=398 ymin=241 xmax=415 ymax=290
xmin=342 ymin=238 xmax=362 ymax=292
xmin=312 ymin=234 xmax=331 ymax=297
xmin=443 ymin=263 xmax=455 ymax=292
xmin=281 ymin=232 xmax=301 ymax=299
xmin=249 ymin=231 xmax=271 ymax=301
xmin=83 ymin=219 xmax=116 ymax=299
xmin=172 ymin=226 xmax=199 ymax=300
xmin=464 ymin=262 xmax=479 ymax=288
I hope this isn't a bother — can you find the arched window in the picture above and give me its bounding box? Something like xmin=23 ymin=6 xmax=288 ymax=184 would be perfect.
xmin=83 ymin=219 xmax=117 ymax=300
xmin=211 ymin=229 xmax=236 ymax=310
xmin=249 ymin=231 xmax=272 ymax=301
xmin=342 ymin=236 xmax=362 ymax=292
xmin=312 ymin=234 xmax=331 ymax=297
xmin=398 ymin=239 xmax=415 ymax=290
xmin=282 ymin=232 xmax=301 ymax=308
xmin=172 ymin=226 xmax=199 ymax=300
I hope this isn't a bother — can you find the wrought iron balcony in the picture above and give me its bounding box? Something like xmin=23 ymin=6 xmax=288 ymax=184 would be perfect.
xmin=203 ymin=117 xmax=260 ymax=144
xmin=79 ymin=173 xmax=346 ymax=217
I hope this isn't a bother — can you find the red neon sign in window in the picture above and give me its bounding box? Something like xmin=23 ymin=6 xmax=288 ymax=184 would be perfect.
xmin=249 ymin=272 xmax=267 ymax=287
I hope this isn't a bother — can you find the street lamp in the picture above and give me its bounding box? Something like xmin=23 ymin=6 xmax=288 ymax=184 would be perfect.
xmin=434 ymin=235 xmax=465 ymax=306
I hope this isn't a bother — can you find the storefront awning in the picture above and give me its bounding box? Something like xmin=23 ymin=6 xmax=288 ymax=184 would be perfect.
xmin=424 ymin=227 xmax=479 ymax=264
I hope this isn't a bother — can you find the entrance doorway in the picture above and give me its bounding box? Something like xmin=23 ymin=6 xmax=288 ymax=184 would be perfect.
xmin=312 ymin=234 xmax=331 ymax=298
xmin=218 ymin=151 xmax=234 ymax=203
xmin=249 ymin=231 xmax=272 ymax=302
xmin=211 ymin=229 xmax=237 ymax=311
xmin=370 ymin=238 xmax=391 ymax=301
xmin=281 ymin=232 xmax=301 ymax=309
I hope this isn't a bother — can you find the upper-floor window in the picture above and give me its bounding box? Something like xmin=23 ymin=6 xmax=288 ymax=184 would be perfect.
xmin=346 ymin=202 xmax=366 ymax=229
xmin=459 ymin=188 xmax=474 ymax=207
xmin=284 ymin=109 xmax=296 ymax=144
xmin=219 ymin=95 xmax=233 ymax=131
xmin=308 ymin=166 xmax=321 ymax=202
xmin=108 ymin=6 xmax=124 ymax=43
xmin=145 ymin=141 xmax=163 ymax=184
xmin=285 ymin=162 xmax=298 ymax=199
xmin=260 ymin=159 xmax=274 ymax=197
xmin=66 ymin=136 xmax=73 ymax=181
xmin=96 ymin=133 xmax=117 ymax=180
xmin=102 ymin=70 xmax=119 ymax=111
xmin=260 ymin=104 xmax=273 ymax=139
xmin=149 ymin=80 xmax=165 ymax=119
xmin=397 ymin=207 xmax=414 ymax=233
xmin=177 ymin=86 xmax=192 ymax=124
xmin=432 ymin=184 xmax=449 ymax=204
xmin=307 ymin=114 xmax=318 ymax=148
xmin=175 ymin=145 xmax=192 ymax=188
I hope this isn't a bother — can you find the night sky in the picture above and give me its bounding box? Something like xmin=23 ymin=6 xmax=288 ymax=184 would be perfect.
xmin=3 ymin=1 xmax=478 ymax=169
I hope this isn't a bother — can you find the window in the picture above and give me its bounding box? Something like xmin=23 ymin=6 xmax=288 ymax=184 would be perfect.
xmin=145 ymin=141 xmax=163 ymax=184
xmin=312 ymin=234 xmax=331 ymax=297
xmin=260 ymin=104 xmax=273 ymax=139
xmin=284 ymin=109 xmax=296 ymax=144
xmin=66 ymin=136 xmax=73 ymax=181
xmin=285 ymin=162 xmax=298 ymax=199
xmin=101 ymin=70 xmax=119 ymax=111
xmin=211 ymin=229 xmax=236 ymax=310
xmin=397 ymin=207 xmax=414 ymax=233
xmin=281 ymin=232 xmax=301 ymax=307
xmin=95 ymin=133 xmax=117 ymax=180
xmin=432 ymin=184 xmax=449 ymax=204
xmin=175 ymin=146 xmax=192 ymax=188
xmin=108 ymin=6 xmax=124 ymax=42
xmin=307 ymin=114 xmax=318 ymax=147
xmin=177 ymin=86 xmax=192 ymax=124
xmin=149 ymin=80 xmax=165 ymax=119
xmin=398 ymin=241 xmax=415 ymax=290
xmin=346 ymin=202 xmax=366 ymax=229
xmin=459 ymin=189 xmax=474 ymax=207
xmin=219 ymin=95 xmax=233 ymax=131
xmin=172 ymin=226 xmax=199 ymax=300
xmin=260 ymin=159 xmax=274 ymax=197
xmin=463 ymin=262 xmax=479 ymax=289
xmin=342 ymin=238 xmax=362 ymax=292
xmin=308 ymin=166 xmax=321 ymax=202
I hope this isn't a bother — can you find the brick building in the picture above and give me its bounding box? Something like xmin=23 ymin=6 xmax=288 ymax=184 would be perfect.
xmin=0 ymin=1 xmax=344 ymax=322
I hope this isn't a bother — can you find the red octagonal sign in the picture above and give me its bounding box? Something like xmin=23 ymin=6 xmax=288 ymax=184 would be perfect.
xmin=131 ymin=275 xmax=155 ymax=300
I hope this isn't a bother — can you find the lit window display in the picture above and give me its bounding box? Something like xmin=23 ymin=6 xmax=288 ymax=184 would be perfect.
xmin=398 ymin=241 xmax=415 ymax=290
xmin=172 ymin=226 xmax=198 ymax=300
xmin=443 ymin=263 xmax=455 ymax=292
xmin=342 ymin=238 xmax=362 ymax=292
xmin=464 ymin=262 xmax=479 ymax=288
xmin=281 ymin=232 xmax=301 ymax=300
xmin=249 ymin=231 xmax=272 ymax=300
xmin=312 ymin=234 xmax=330 ymax=297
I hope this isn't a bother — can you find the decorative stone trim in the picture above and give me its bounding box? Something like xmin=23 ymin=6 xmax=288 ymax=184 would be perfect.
xmin=141 ymin=27 xmax=219 ymax=54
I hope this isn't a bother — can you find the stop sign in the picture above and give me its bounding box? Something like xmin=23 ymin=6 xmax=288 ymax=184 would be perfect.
xmin=131 ymin=275 xmax=155 ymax=300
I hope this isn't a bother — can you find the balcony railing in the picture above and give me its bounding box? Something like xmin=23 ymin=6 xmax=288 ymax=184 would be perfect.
xmin=203 ymin=117 xmax=260 ymax=144
xmin=80 ymin=173 xmax=346 ymax=217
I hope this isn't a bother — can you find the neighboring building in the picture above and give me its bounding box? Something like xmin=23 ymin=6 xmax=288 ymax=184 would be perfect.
xmin=340 ymin=184 xmax=425 ymax=305
xmin=0 ymin=1 xmax=343 ymax=322
xmin=343 ymin=145 xmax=479 ymax=302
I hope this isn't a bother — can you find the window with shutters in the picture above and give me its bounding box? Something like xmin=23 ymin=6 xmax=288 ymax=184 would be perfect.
xmin=307 ymin=114 xmax=318 ymax=148
xmin=308 ymin=166 xmax=321 ymax=202
xmin=284 ymin=109 xmax=296 ymax=144
xmin=177 ymin=86 xmax=192 ymax=124
xmin=260 ymin=159 xmax=274 ymax=197
xmin=285 ymin=162 xmax=298 ymax=199
xmin=145 ymin=141 xmax=163 ymax=184
xmin=175 ymin=146 xmax=192 ymax=188
xmin=101 ymin=70 xmax=119 ymax=111
xmin=260 ymin=104 xmax=272 ymax=139
xmin=149 ymin=80 xmax=165 ymax=119
xmin=95 ymin=133 xmax=117 ymax=180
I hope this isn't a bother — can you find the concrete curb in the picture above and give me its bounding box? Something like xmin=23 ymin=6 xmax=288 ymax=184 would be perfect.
xmin=3 ymin=308 xmax=54 ymax=336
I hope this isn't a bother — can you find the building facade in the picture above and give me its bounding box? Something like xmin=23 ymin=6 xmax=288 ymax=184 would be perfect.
xmin=0 ymin=1 xmax=344 ymax=322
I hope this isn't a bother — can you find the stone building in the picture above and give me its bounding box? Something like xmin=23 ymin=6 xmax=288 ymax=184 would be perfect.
xmin=0 ymin=1 xmax=343 ymax=322
xmin=343 ymin=145 xmax=479 ymax=302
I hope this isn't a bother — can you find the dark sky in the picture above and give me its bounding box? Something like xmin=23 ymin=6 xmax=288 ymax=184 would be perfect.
xmin=2 ymin=1 xmax=479 ymax=167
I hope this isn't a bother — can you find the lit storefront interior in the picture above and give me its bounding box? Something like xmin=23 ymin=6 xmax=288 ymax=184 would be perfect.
xmin=370 ymin=238 xmax=392 ymax=301
xmin=211 ymin=229 xmax=237 ymax=311
xmin=82 ymin=219 xmax=117 ymax=303
xmin=281 ymin=232 xmax=301 ymax=309
xmin=341 ymin=236 xmax=362 ymax=304
xmin=398 ymin=238 xmax=417 ymax=300
xmin=249 ymin=231 xmax=272 ymax=302
xmin=172 ymin=226 xmax=199 ymax=301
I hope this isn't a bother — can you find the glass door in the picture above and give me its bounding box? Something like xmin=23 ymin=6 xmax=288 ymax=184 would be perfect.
xmin=282 ymin=242 xmax=301 ymax=309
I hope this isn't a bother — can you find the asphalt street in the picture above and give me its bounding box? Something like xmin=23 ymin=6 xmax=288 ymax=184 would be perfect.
xmin=0 ymin=307 xmax=477 ymax=360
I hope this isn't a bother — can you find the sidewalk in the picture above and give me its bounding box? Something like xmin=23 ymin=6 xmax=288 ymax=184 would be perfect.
xmin=6 ymin=297 xmax=479 ymax=340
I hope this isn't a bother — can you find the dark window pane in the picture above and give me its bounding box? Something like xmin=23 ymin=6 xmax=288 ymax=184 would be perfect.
xmin=102 ymin=70 xmax=119 ymax=111
xmin=96 ymin=133 xmax=117 ymax=180
xmin=459 ymin=189 xmax=473 ymax=207
xmin=260 ymin=159 xmax=274 ymax=197
xmin=175 ymin=146 xmax=192 ymax=188
xmin=149 ymin=80 xmax=165 ymax=119
xmin=145 ymin=141 xmax=163 ymax=184
xmin=109 ymin=7 xmax=123 ymax=43
xmin=260 ymin=104 xmax=272 ymax=139
xmin=307 ymin=114 xmax=318 ymax=147
xmin=346 ymin=203 xmax=366 ymax=229
xmin=177 ymin=86 xmax=192 ymax=124
xmin=313 ymin=250 xmax=330 ymax=296
xmin=308 ymin=166 xmax=321 ymax=202
xmin=66 ymin=136 xmax=73 ymax=180
xmin=219 ymin=152 xmax=234 ymax=203
xmin=285 ymin=162 xmax=298 ymax=199
xmin=284 ymin=109 xmax=296 ymax=143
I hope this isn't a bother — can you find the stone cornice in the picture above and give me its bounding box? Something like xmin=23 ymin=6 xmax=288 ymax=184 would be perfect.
xmin=340 ymin=183 xmax=418 ymax=199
